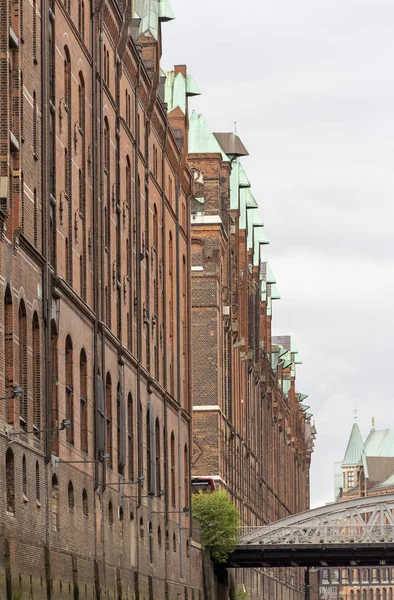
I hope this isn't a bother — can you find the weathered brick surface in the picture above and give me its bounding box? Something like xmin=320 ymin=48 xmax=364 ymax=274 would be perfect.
xmin=0 ymin=1 xmax=200 ymax=598
xmin=189 ymin=148 xmax=312 ymax=599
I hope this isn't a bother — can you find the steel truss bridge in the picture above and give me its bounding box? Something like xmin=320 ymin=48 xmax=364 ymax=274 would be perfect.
xmin=225 ymin=494 xmax=394 ymax=568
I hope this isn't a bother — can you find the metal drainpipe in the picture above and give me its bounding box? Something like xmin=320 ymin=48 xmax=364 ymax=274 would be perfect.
xmin=90 ymin=0 xmax=101 ymax=569
xmin=175 ymin=177 xmax=184 ymax=579
xmin=161 ymin=120 xmax=169 ymax=587
xmin=115 ymin=58 xmax=121 ymax=341
xmin=143 ymin=118 xmax=151 ymax=373
xmin=134 ymin=62 xmax=143 ymax=509
xmin=41 ymin=3 xmax=51 ymax=590
xmin=98 ymin=7 xmax=106 ymax=497
xmin=91 ymin=0 xmax=99 ymax=492
xmin=186 ymin=188 xmax=193 ymax=541
xmin=42 ymin=0 xmax=51 ymax=465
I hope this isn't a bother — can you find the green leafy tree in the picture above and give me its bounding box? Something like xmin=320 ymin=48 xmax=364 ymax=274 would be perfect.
xmin=192 ymin=490 xmax=240 ymax=562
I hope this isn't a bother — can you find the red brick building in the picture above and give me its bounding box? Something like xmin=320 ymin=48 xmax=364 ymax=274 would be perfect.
xmin=0 ymin=0 xmax=202 ymax=597
xmin=185 ymin=111 xmax=316 ymax=600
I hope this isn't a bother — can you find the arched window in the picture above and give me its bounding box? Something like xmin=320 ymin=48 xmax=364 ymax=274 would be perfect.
xmin=126 ymin=156 xmax=131 ymax=206
xmin=80 ymin=349 xmax=88 ymax=453
xmin=370 ymin=590 xmax=374 ymax=600
xmin=64 ymin=47 xmax=71 ymax=109
xmin=106 ymin=372 xmax=112 ymax=468
xmin=68 ymin=481 xmax=74 ymax=512
xmin=108 ymin=501 xmax=113 ymax=527
xmin=182 ymin=255 xmax=187 ymax=358
xmin=78 ymin=73 xmax=85 ymax=135
xmin=139 ymin=517 xmax=144 ymax=539
xmin=158 ymin=526 xmax=162 ymax=548
xmin=104 ymin=118 xmax=110 ymax=171
xmin=117 ymin=382 xmax=122 ymax=474
xmin=170 ymin=432 xmax=176 ymax=507
xmin=155 ymin=418 xmax=161 ymax=495
xmin=78 ymin=0 xmax=85 ymax=39
xmin=65 ymin=237 xmax=70 ymax=282
xmin=128 ymin=393 xmax=134 ymax=480
xmin=149 ymin=522 xmax=153 ymax=563
xmin=51 ymin=321 xmax=59 ymax=454
xmin=35 ymin=461 xmax=40 ymax=504
xmin=184 ymin=444 xmax=189 ymax=507
xmin=106 ymin=49 xmax=109 ymax=85
xmin=165 ymin=529 xmax=169 ymax=550
xmin=147 ymin=405 xmax=155 ymax=494
xmin=33 ymin=0 xmax=37 ymax=63
xmin=22 ymin=454 xmax=27 ymax=497
xmin=130 ymin=512 xmax=136 ymax=565
xmin=119 ymin=506 xmax=124 ymax=522
xmin=19 ymin=300 xmax=27 ymax=430
xmin=173 ymin=532 xmax=176 ymax=553
xmin=82 ymin=489 xmax=88 ymax=517
xmin=389 ymin=590 xmax=393 ymax=600
xmin=52 ymin=475 xmax=59 ymax=532
xmin=65 ymin=335 xmax=74 ymax=444
xmin=6 ymin=448 xmax=15 ymax=514
xmin=103 ymin=45 xmax=107 ymax=84
xmin=4 ymin=287 xmax=14 ymax=425
xmin=32 ymin=312 xmax=40 ymax=435
xmin=33 ymin=91 xmax=37 ymax=156
xmin=186 ymin=539 xmax=190 ymax=557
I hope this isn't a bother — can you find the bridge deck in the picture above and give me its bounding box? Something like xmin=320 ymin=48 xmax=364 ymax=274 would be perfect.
xmin=225 ymin=543 xmax=394 ymax=568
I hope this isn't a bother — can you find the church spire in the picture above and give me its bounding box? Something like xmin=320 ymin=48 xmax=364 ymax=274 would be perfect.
xmin=342 ymin=415 xmax=364 ymax=467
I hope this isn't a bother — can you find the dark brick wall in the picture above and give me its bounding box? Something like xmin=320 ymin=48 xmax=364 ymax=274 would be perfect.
xmin=0 ymin=1 xmax=201 ymax=598
xmin=188 ymin=149 xmax=312 ymax=600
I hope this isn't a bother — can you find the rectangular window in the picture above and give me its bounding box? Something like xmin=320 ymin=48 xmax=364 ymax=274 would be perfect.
xmin=347 ymin=471 xmax=355 ymax=488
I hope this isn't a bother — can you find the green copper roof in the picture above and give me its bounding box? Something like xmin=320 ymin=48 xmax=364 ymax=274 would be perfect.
xmin=134 ymin=0 xmax=175 ymax=40
xmin=247 ymin=208 xmax=262 ymax=249
xmin=165 ymin=71 xmax=201 ymax=114
xmin=253 ymin=227 xmax=269 ymax=265
xmin=263 ymin=263 xmax=276 ymax=284
xmin=239 ymin=187 xmax=248 ymax=229
xmin=239 ymin=164 xmax=250 ymax=188
xmin=270 ymin=284 xmax=281 ymax=300
xmin=188 ymin=112 xmax=229 ymax=161
xmin=342 ymin=420 xmax=364 ymax=466
xmin=230 ymin=160 xmax=240 ymax=210
xmin=363 ymin=428 xmax=394 ymax=457
xmin=246 ymin=189 xmax=258 ymax=208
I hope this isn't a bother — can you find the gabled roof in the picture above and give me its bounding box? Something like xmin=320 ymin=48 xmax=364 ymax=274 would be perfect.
xmin=134 ymin=0 xmax=175 ymax=40
xmin=342 ymin=421 xmax=364 ymax=466
xmin=364 ymin=428 xmax=394 ymax=458
xmin=188 ymin=112 xmax=229 ymax=160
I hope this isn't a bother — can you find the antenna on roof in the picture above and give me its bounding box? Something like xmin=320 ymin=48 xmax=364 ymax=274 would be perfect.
xmin=371 ymin=416 xmax=375 ymax=430
xmin=354 ymin=404 xmax=358 ymax=422
xmin=234 ymin=121 xmax=237 ymax=135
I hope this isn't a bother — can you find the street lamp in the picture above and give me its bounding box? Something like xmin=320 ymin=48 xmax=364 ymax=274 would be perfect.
xmin=57 ymin=452 xmax=110 ymax=465
xmin=0 ymin=385 xmax=23 ymax=401
xmin=9 ymin=418 xmax=72 ymax=436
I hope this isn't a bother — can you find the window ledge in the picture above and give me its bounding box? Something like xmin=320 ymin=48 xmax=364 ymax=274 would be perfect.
xmin=36 ymin=499 xmax=41 ymax=508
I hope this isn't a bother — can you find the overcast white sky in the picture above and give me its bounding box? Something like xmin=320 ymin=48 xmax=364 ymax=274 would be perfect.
xmin=163 ymin=0 xmax=394 ymax=509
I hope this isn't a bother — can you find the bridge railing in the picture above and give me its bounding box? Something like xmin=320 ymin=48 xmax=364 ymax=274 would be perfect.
xmin=239 ymin=524 xmax=394 ymax=545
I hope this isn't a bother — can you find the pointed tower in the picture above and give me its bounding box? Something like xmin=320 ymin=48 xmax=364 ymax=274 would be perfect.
xmin=341 ymin=410 xmax=364 ymax=495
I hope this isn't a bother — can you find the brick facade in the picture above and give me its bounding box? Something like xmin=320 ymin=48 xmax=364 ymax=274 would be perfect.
xmin=0 ymin=1 xmax=201 ymax=598
xmin=188 ymin=138 xmax=314 ymax=600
